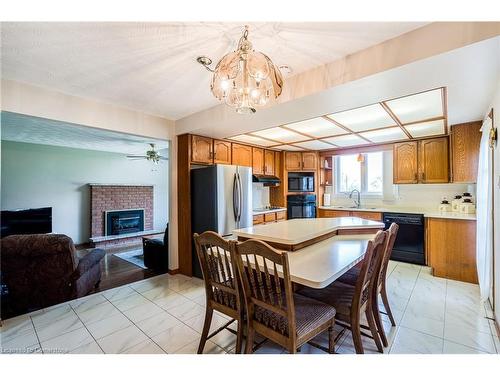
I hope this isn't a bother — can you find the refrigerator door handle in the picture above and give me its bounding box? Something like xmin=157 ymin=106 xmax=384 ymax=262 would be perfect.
xmin=233 ymin=173 xmax=239 ymax=223
xmin=237 ymin=172 xmax=242 ymax=223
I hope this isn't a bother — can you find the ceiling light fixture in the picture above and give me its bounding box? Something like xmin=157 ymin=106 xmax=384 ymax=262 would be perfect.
xmin=197 ymin=25 xmax=284 ymax=114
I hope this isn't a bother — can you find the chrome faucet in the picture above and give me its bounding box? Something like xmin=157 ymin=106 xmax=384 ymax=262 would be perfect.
xmin=349 ymin=189 xmax=361 ymax=208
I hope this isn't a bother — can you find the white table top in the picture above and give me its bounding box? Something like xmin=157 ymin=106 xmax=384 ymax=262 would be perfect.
xmin=233 ymin=217 xmax=384 ymax=245
xmin=239 ymin=234 xmax=373 ymax=289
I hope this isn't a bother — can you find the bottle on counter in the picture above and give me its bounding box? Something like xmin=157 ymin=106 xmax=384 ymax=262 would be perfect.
xmin=438 ymin=197 xmax=451 ymax=213
xmin=451 ymin=195 xmax=462 ymax=212
xmin=459 ymin=198 xmax=476 ymax=214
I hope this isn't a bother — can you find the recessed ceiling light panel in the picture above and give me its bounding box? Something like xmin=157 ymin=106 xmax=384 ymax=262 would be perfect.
xmin=404 ymin=119 xmax=445 ymax=138
xmin=283 ymin=117 xmax=347 ymax=138
xmin=250 ymin=127 xmax=309 ymax=143
xmin=361 ymin=127 xmax=408 ymax=143
xmin=326 ymin=104 xmax=396 ymax=132
xmin=293 ymin=140 xmax=335 ymax=150
xmin=385 ymin=88 xmax=443 ymax=124
xmin=322 ymin=134 xmax=369 ymax=147
xmin=270 ymin=144 xmax=305 ymax=151
xmin=228 ymin=134 xmax=280 ymax=147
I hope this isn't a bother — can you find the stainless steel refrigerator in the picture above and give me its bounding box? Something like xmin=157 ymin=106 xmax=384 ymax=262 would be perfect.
xmin=191 ymin=164 xmax=252 ymax=277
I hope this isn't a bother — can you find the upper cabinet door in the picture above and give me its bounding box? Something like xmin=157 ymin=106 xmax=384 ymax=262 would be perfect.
xmin=213 ymin=140 xmax=232 ymax=165
xmin=285 ymin=152 xmax=302 ymax=171
xmin=419 ymin=137 xmax=449 ymax=183
xmin=232 ymin=143 xmax=253 ymax=167
xmin=191 ymin=135 xmax=213 ymax=164
xmin=451 ymin=122 xmax=482 ymax=183
xmin=302 ymin=152 xmax=318 ymax=170
xmin=393 ymin=141 xmax=418 ymax=184
xmin=252 ymin=148 xmax=264 ymax=174
xmin=264 ymin=150 xmax=275 ymax=175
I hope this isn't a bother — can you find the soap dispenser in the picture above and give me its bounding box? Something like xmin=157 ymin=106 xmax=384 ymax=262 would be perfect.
xmin=439 ymin=197 xmax=451 ymax=213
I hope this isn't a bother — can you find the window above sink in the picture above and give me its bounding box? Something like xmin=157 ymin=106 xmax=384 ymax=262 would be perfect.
xmin=334 ymin=151 xmax=383 ymax=197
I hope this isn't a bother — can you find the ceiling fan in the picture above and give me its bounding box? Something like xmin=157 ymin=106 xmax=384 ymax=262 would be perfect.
xmin=126 ymin=143 xmax=168 ymax=164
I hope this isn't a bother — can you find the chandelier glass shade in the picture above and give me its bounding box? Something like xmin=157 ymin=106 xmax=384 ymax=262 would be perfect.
xmin=209 ymin=26 xmax=284 ymax=114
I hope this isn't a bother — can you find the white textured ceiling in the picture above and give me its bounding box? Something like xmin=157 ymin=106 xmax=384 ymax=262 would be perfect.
xmin=1 ymin=112 xmax=169 ymax=155
xmin=0 ymin=22 xmax=427 ymax=120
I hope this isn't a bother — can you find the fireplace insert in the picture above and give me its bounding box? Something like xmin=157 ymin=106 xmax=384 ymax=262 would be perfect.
xmin=105 ymin=209 xmax=145 ymax=236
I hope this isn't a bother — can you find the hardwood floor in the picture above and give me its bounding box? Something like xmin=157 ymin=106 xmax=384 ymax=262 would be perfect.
xmin=78 ymin=245 xmax=164 ymax=293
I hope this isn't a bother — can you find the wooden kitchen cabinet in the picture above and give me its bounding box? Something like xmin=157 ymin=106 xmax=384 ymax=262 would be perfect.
xmin=393 ymin=141 xmax=418 ymax=184
xmin=302 ymin=152 xmax=318 ymax=170
xmin=318 ymin=209 xmax=351 ymax=218
xmin=213 ymin=140 xmax=231 ymax=164
xmin=285 ymin=151 xmax=318 ymax=171
xmin=253 ymin=214 xmax=264 ymax=225
xmin=393 ymin=137 xmax=449 ymax=184
xmin=252 ymin=148 xmax=264 ymax=174
xmin=264 ymin=213 xmax=276 ymax=223
xmin=191 ymin=135 xmax=213 ymax=164
xmin=264 ymin=150 xmax=275 ymax=175
xmin=427 ymin=218 xmax=477 ymax=284
xmin=350 ymin=211 xmax=382 ymax=221
xmin=276 ymin=210 xmax=286 ymax=221
xmin=451 ymin=122 xmax=482 ymax=183
xmin=419 ymin=137 xmax=449 ymax=183
xmin=232 ymin=143 xmax=253 ymax=167
xmin=285 ymin=152 xmax=303 ymax=171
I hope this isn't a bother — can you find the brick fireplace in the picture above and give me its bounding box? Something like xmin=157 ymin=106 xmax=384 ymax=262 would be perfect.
xmin=89 ymin=184 xmax=159 ymax=247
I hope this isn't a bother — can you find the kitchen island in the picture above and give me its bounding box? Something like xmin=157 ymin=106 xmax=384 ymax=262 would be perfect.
xmin=233 ymin=217 xmax=384 ymax=251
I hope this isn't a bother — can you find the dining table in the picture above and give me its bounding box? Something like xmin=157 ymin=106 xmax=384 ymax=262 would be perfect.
xmin=232 ymin=217 xmax=385 ymax=288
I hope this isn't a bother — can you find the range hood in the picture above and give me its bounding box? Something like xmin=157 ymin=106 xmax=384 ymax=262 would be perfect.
xmin=252 ymin=174 xmax=281 ymax=186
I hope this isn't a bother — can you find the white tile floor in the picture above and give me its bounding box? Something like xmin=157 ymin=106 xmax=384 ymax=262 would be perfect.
xmin=1 ymin=261 xmax=498 ymax=354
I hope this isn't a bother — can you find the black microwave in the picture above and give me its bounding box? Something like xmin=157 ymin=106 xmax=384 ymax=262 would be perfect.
xmin=288 ymin=172 xmax=314 ymax=192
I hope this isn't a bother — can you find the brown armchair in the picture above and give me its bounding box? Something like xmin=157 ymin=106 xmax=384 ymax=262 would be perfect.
xmin=1 ymin=234 xmax=105 ymax=314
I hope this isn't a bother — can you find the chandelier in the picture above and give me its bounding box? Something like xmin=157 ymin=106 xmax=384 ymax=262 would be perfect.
xmin=197 ymin=26 xmax=284 ymax=114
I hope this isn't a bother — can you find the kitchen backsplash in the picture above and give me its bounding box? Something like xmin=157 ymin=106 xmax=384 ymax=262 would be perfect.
xmin=324 ymin=183 xmax=476 ymax=209
xmin=252 ymin=183 xmax=270 ymax=209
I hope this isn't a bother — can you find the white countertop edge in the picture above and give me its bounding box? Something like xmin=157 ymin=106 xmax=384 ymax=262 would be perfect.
xmin=252 ymin=208 xmax=287 ymax=215
xmin=318 ymin=206 xmax=476 ymax=220
xmin=233 ymin=221 xmax=384 ymax=245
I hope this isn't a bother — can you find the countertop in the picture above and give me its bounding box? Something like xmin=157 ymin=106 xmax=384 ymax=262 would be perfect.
xmin=252 ymin=207 xmax=287 ymax=215
xmin=233 ymin=217 xmax=384 ymax=245
xmin=318 ymin=205 xmax=476 ymax=221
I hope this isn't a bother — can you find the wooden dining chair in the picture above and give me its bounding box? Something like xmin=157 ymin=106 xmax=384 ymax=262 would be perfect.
xmin=296 ymin=230 xmax=387 ymax=354
xmin=337 ymin=223 xmax=399 ymax=347
xmin=193 ymin=231 xmax=244 ymax=354
xmin=234 ymin=239 xmax=337 ymax=354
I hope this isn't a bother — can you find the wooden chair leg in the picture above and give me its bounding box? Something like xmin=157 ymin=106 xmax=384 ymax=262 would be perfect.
xmin=197 ymin=307 xmax=213 ymax=354
xmin=372 ymin=294 xmax=388 ymax=347
xmin=328 ymin=324 xmax=335 ymax=354
xmin=245 ymin=325 xmax=255 ymax=354
xmin=351 ymin=317 xmax=364 ymax=354
xmin=366 ymin=308 xmax=383 ymax=353
xmin=235 ymin=319 xmax=244 ymax=354
xmin=380 ymin=285 xmax=396 ymax=326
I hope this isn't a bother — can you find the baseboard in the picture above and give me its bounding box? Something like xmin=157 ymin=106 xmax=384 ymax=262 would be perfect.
xmin=168 ymin=268 xmax=181 ymax=275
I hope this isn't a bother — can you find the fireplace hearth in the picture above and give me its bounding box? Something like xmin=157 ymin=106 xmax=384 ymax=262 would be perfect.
xmin=105 ymin=209 xmax=145 ymax=236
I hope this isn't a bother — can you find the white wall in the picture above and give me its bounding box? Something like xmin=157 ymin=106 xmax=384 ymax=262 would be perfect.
xmin=1 ymin=141 xmax=169 ymax=244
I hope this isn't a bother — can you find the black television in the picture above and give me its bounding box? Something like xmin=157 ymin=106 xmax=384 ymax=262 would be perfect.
xmin=1 ymin=207 xmax=52 ymax=238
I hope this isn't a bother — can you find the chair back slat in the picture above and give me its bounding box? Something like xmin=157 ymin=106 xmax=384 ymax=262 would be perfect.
xmin=193 ymin=231 xmax=240 ymax=313
xmin=353 ymin=230 xmax=386 ymax=311
xmin=235 ymin=239 xmax=295 ymax=338
xmin=378 ymin=223 xmax=399 ymax=286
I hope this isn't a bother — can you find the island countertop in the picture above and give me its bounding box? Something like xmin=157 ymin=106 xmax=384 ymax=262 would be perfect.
xmin=233 ymin=217 xmax=384 ymax=250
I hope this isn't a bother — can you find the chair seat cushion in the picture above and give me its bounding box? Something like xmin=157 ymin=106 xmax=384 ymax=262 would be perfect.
xmin=296 ymin=282 xmax=355 ymax=323
xmin=337 ymin=267 xmax=359 ymax=286
xmin=254 ymin=293 xmax=336 ymax=338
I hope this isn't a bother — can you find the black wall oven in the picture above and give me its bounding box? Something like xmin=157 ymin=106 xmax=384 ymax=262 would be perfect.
xmin=287 ymin=194 xmax=316 ymax=219
xmin=288 ymin=172 xmax=314 ymax=192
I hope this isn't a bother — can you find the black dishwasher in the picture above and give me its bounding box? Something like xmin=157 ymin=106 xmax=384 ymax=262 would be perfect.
xmin=383 ymin=213 xmax=425 ymax=265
